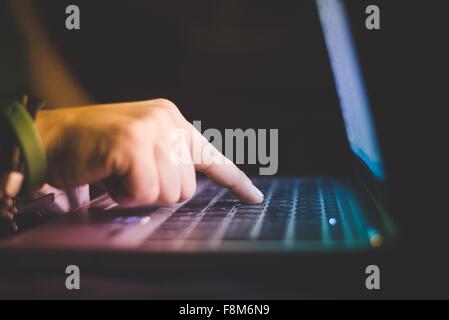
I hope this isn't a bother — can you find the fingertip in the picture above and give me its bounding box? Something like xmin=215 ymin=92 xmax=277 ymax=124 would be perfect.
xmin=250 ymin=185 xmax=265 ymax=203
xmin=232 ymin=183 xmax=265 ymax=205
xmin=244 ymin=184 xmax=265 ymax=204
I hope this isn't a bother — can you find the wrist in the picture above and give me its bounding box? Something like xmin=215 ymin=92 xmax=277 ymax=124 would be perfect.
xmin=36 ymin=107 xmax=83 ymax=155
xmin=1 ymin=100 xmax=47 ymax=191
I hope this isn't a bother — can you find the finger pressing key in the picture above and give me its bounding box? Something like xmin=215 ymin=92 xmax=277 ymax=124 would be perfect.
xmin=191 ymin=127 xmax=264 ymax=204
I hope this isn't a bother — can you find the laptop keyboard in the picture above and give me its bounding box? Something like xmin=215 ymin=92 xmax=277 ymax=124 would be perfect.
xmin=145 ymin=178 xmax=350 ymax=244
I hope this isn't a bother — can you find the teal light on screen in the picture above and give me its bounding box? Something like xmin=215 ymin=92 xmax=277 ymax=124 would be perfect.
xmin=316 ymin=0 xmax=385 ymax=180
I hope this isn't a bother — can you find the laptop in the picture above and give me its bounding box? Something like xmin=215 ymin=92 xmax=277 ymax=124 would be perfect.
xmin=0 ymin=0 xmax=397 ymax=258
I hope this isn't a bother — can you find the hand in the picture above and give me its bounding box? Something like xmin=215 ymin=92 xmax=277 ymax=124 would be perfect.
xmin=36 ymin=99 xmax=264 ymax=206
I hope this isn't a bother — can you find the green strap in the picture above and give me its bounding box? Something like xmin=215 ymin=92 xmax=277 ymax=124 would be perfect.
xmin=1 ymin=101 xmax=47 ymax=191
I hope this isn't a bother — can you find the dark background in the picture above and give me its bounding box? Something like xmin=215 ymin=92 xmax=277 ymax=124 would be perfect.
xmin=29 ymin=0 xmax=449 ymax=298
xmin=36 ymin=0 xmax=352 ymax=177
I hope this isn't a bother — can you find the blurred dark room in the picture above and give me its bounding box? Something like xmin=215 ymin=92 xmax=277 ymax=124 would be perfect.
xmin=35 ymin=0 xmax=352 ymax=177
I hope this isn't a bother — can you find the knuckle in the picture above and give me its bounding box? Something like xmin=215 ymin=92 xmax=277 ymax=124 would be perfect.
xmin=126 ymin=176 xmax=161 ymax=204
xmin=159 ymin=192 xmax=181 ymax=206
xmin=181 ymin=184 xmax=197 ymax=202
xmin=155 ymin=98 xmax=180 ymax=114
xmin=131 ymin=183 xmax=160 ymax=205
xmin=123 ymin=118 xmax=157 ymax=147
xmin=144 ymin=184 xmax=160 ymax=204
xmin=126 ymin=122 xmax=143 ymax=141
xmin=151 ymin=105 xmax=174 ymax=124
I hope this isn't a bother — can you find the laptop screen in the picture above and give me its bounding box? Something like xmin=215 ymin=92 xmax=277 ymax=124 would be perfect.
xmin=316 ymin=0 xmax=385 ymax=180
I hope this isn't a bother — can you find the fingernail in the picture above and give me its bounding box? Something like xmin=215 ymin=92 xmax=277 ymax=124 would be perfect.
xmin=251 ymin=185 xmax=264 ymax=203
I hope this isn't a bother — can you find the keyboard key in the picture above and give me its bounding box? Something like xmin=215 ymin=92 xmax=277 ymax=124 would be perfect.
xmin=143 ymin=178 xmax=349 ymax=245
xmin=296 ymin=222 xmax=322 ymax=240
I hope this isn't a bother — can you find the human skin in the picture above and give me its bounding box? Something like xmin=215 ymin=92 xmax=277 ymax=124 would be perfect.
xmin=36 ymin=99 xmax=264 ymax=206
xmin=11 ymin=1 xmax=264 ymax=205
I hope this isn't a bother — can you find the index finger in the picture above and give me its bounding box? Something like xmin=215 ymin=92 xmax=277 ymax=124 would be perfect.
xmin=191 ymin=128 xmax=264 ymax=204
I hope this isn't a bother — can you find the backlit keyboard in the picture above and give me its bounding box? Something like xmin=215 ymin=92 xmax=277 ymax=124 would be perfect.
xmin=145 ymin=178 xmax=351 ymax=244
